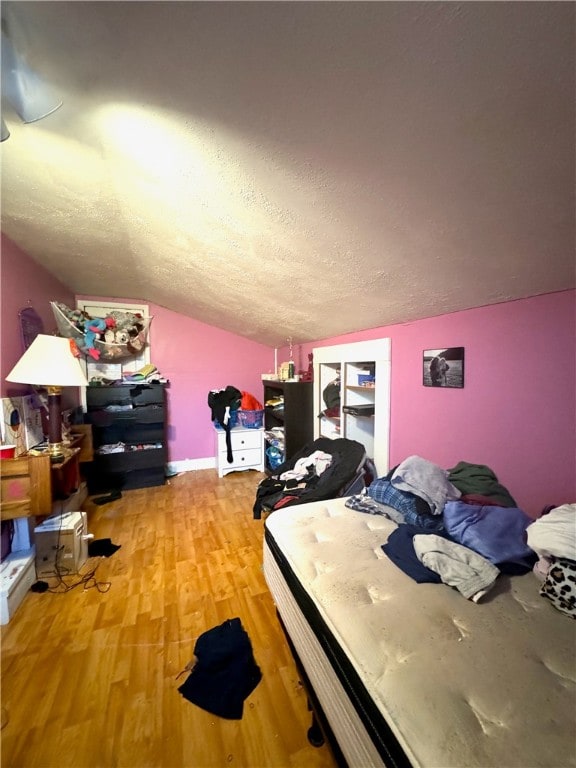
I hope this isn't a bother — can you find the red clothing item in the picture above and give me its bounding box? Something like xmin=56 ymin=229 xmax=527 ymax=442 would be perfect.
xmin=240 ymin=391 xmax=263 ymax=410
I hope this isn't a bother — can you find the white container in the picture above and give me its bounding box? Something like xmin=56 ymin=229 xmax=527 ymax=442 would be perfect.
xmin=34 ymin=512 xmax=89 ymax=578
xmin=0 ymin=548 xmax=36 ymax=624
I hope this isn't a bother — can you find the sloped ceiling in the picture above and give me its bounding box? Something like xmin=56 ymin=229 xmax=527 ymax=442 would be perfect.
xmin=1 ymin=1 xmax=574 ymax=347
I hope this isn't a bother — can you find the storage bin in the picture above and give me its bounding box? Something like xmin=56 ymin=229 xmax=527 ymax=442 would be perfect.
xmin=266 ymin=444 xmax=284 ymax=470
xmin=236 ymin=409 xmax=264 ymax=429
xmin=357 ymin=374 xmax=375 ymax=386
xmin=213 ymin=410 xmax=239 ymax=429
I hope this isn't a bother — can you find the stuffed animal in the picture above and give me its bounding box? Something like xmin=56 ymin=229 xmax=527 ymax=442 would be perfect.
xmin=83 ymin=317 xmax=107 ymax=360
xmin=127 ymin=322 xmax=145 ymax=353
xmin=115 ymin=330 xmax=130 ymax=345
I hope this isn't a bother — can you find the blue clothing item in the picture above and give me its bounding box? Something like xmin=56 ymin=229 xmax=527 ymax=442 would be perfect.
xmin=368 ymin=479 xmax=445 ymax=531
xmin=382 ymin=525 xmax=447 ymax=583
xmin=443 ymin=501 xmax=537 ymax=573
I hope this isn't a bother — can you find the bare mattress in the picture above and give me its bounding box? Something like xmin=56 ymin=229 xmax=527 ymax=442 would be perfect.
xmin=263 ymin=497 xmax=576 ymax=768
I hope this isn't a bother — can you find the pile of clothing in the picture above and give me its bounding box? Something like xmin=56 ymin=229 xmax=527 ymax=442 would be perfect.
xmin=253 ymin=437 xmax=367 ymax=519
xmin=347 ymin=455 xmax=574 ymax=616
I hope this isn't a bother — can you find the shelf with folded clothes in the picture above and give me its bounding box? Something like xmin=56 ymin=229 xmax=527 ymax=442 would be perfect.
xmin=313 ymin=339 xmax=390 ymax=477
xmin=264 ymin=405 xmax=285 ymax=424
xmin=264 ymin=427 xmax=286 ymax=472
xmin=262 ymin=380 xmax=313 ymax=465
xmin=85 ymin=383 xmax=167 ymax=493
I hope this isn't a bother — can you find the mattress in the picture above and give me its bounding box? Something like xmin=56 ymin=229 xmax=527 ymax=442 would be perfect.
xmin=263 ymin=497 xmax=576 ymax=768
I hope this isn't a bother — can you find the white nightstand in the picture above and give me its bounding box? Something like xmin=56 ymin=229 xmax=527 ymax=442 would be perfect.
xmin=214 ymin=426 xmax=265 ymax=478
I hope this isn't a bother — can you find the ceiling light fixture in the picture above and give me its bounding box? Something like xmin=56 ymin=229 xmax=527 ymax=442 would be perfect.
xmin=1 ymin=16 xmax=62 ymax=140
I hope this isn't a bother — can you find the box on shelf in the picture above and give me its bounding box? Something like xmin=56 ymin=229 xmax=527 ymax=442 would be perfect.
xmin=34 ymin=511 xmax=89 ymax=578
xmin=343 ymin=404 xmax=376 ymax=417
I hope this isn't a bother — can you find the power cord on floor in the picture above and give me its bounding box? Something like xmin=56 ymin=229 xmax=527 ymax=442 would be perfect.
xmin=48 ymin=554 xmax=111 ymax=593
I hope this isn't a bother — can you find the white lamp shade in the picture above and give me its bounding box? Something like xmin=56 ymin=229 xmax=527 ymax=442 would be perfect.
xmin=6 ymin=334 xmax=88 ymax=387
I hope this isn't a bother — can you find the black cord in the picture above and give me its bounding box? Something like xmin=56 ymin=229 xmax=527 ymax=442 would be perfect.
xmin=48 ymin=559 xmax=111 ymax=594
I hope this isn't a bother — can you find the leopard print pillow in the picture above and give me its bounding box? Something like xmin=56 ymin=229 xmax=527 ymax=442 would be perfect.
xmin=540 ymin=558 xmax=576 ymax=619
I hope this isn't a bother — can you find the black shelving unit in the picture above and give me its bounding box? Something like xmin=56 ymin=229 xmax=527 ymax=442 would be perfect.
xmin=84 ymin=383 xmax=167 ymax=493
xmin=263 ymin=380 xmax=313 ymax=467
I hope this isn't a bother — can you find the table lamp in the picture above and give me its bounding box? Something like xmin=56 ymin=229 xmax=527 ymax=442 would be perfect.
xmin=5 ymin=334 xmax=88 ymax=460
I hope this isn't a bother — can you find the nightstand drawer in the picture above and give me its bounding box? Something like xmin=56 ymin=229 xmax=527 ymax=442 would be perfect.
xmin=219 ymin=447 xmax=262 ymax=470
xmin=87 ymin=404 xmax=164 ymax=427
xmin=229 ymin=429 xmax=263 ymax=451
xmin=93 ymin=447 xmax=164 ymax=472
xmin=86 ymin=384 xmax=164 ymax=408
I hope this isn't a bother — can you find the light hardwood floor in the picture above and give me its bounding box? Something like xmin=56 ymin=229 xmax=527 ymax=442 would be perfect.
xmin=1 ymin=469 xmax=338 ymax=768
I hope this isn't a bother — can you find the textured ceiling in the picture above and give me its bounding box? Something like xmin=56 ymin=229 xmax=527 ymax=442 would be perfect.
xmin=1 ymin=1 xmax=574 ymax=347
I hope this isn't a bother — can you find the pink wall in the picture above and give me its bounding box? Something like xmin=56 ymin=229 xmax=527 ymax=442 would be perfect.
xmin=76 ymin=295 xmax=273 ymax=464
xmin=283 ymin=291 xmax=576 ymax=517
xmin=1 ymin=235 xmax=77 ymax=403
xmin=2 ymin=235 xmax=573 ymax=517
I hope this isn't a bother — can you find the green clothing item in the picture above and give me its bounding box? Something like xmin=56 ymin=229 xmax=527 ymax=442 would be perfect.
xmin=447 ymin=461 xmax=517 ymax=508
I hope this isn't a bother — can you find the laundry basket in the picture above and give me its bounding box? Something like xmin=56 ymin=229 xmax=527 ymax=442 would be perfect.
xmin=236 ymin=409 xmax=264 ymax=429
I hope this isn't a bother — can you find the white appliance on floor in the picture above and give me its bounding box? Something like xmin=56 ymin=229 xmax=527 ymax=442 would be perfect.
xmin=34 ymin=511 xmax=89 ymax=578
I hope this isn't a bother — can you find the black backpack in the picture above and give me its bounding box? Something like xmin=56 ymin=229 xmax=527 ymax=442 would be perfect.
xmin=323 ymin=378 xmax=341 ymax=410
xmin=208 ymin=386 xmax=242 ymax=463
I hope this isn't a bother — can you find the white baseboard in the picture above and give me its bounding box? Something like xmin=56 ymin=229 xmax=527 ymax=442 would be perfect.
xmin=166 ymin=457 xmax=216 ymax=475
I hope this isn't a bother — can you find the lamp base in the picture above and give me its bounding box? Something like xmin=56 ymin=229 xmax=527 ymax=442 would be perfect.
xmin=48 ymin=442 xmax=65 ymax=462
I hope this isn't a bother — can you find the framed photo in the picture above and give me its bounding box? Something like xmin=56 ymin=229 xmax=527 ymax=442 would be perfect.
xmin=1 ymin=397 xmax=28 ymax=456
xmin=423 ymin=347 xmax=465 ymax=388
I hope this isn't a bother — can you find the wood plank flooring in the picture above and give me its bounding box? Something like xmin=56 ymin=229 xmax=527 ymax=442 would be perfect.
xmin=1 ymin=469 xmax=338 ymax=768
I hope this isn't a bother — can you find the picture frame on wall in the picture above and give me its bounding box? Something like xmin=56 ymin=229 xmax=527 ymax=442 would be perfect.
xmin=423 ymin=347 xmax=465 ymax=388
